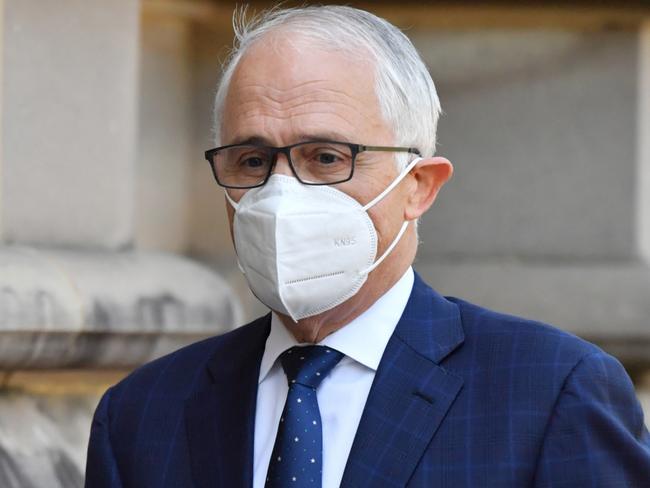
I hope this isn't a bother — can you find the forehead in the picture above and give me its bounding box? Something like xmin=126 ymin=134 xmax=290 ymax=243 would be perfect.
xmin=221 ymin=33 xmax=392 ymax=145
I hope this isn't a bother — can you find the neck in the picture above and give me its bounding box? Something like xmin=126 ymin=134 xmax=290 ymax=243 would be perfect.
xmin=276 ymin=284 xmax=396 ymax=343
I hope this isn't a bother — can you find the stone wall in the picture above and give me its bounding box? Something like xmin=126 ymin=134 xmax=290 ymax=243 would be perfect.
xmin=412 ymin=26 xmax=650 ymax=366
xmin=1 ymin=1 xmax=241 ymax=485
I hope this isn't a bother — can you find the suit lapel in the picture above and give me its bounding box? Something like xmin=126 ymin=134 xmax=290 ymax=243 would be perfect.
xmin=340 ymin=273 xmax=465 ymax=487
xmin=185 ymin=315 xmax=271 ymax=488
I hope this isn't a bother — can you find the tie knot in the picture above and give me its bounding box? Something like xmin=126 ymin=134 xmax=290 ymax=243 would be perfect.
xmin=280 ymin=345 xmax=343 ymax=389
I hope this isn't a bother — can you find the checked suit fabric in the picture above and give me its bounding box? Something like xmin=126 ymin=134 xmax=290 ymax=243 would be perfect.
xmin=84 ymin=273 xmax=650 ymax=487
xmin=265 ymin=345 xmax=343 ymax=487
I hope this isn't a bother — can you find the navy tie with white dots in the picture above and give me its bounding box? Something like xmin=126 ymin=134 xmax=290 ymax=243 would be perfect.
xmin=265 ymin=345 xmax=344 ymax=487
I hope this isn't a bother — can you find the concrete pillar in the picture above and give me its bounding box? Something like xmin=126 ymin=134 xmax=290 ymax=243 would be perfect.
xmin=0 ymin=247 xmax=240 ymax=369
xmin=640 ymin=21 xmax=650 ymax=262
xmin=0 ymin=2 xmax=242 ymax=485
xmin=414 ymin=29 xmax=637 ymax=260
xmin=408 ymin=27 xmax=650 ymax=361
xmin=0 ymin=0 xmax=4 ymax=242
xmin=136 ymin=10 xmax=193 ymax=252
xmin=188 ymin=21 xmax=237 ymax=263
xmin=3 ymin=0 xmax=138 ymax=248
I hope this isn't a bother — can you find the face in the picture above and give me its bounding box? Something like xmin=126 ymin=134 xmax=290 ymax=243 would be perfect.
xmin=221 ymin=33 xmax=412 ymax=272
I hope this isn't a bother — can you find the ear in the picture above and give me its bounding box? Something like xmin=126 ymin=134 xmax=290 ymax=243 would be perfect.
xmin=404 ymin=156 xmax=453 ymax=221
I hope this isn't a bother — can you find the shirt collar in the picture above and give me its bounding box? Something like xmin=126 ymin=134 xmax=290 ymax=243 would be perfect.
xmin=258 ymin=266 xmax=415 ymax=383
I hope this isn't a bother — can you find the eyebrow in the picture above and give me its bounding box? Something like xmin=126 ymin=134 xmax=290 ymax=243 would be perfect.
xmin=228 ymin=132 xmax=353 ymax=147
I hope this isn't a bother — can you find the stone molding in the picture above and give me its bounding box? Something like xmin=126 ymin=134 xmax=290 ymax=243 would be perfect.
xmin=0 ymin=246 xmax=241 ymax=369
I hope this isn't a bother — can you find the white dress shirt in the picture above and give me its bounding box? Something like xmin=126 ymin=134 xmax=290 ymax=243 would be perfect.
xmin=253 ymin=267 xmax=414 ymax=488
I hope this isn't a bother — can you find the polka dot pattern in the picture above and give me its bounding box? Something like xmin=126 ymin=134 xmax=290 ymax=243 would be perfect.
xmin=264 ymin=346 xmax=343 ymax=487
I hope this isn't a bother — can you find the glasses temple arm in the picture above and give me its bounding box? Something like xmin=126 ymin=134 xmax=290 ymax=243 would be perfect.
xmin=358 ymin=145 xmax=421 ymax=155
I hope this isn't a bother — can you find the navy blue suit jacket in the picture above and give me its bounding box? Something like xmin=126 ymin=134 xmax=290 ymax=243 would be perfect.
xmin=86 ymin=273 xmax=650 ymax=487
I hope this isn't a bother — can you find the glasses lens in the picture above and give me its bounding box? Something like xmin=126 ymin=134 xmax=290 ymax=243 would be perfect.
xmin=290 ymin=142 xmax=353 ymax=184
xmin=212 ymin=145 xmax=272 ymax=188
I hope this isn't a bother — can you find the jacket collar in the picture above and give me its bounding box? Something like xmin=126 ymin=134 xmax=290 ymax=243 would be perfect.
xmin=394 ymin=271 xmax=465 ymax=364
xmin=185 ymin=314 xmax=271 ymax=488
xmin=340 ymin=272 xmax=465 ymax=486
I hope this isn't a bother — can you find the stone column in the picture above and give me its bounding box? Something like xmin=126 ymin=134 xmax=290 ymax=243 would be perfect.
xmin=636 ymin=20 xmax=650 ymax=414
xmin=0 ymin=0 xmax=3 ymax=242
xmin=640 ymin=21 xmax=650 ymax=262
xmin=410 ymin=25 xmax=650 ymax=367
xmin=137 ymin=9 xmax=193 ymax=252
xmin=3 ymin=0 xmax=138 ymax=247
xmin=0 ymin=1 xmax=240 ymax=486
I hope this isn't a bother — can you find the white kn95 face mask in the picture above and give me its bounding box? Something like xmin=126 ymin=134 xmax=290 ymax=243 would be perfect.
xmin=225 ymin=157 xmax=422 ymax=322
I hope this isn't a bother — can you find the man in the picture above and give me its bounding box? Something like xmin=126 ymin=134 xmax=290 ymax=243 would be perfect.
xmin=86 ymin=5 xmax=650 ymax=487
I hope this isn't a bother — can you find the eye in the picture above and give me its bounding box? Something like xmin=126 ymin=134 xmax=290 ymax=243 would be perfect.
xmin=235 ymin=149 xmax=270 ymax=169
xmin=304 ymin=145 xmax=349 ymax=165
xmin=241 ymin=156 xmax=266 ymax=168
xmin=315 ymin=151 xmax=342 ymax=165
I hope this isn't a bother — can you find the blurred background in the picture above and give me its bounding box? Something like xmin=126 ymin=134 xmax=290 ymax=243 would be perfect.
xmin=2 ymin=0 xmax=650 ymax=485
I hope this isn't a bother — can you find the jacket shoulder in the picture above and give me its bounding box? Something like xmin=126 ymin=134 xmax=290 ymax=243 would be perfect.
xmin=446 ymin=296 xmax=605 ymax=366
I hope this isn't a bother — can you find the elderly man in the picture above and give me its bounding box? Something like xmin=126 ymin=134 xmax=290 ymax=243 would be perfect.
xmin=86 ymin=5 xmax=650 ymax=487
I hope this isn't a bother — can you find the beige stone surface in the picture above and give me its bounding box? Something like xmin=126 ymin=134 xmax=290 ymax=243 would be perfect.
xmin=0 ymin=391 xmax=97 ymax=488
xmin=3 ymin=0 xmax=139 ymax=248
xmin=187 ymin=21 xmax=239 ymax=263
xmin=0 ymin=0 xmax=5 ymax=242
xmin=136 ymin=13 xmax=193 ymax=253
xmin=640 ymin=22 xmax=650 ymax=261
xmin=0 ymin=246 xmax=241 ymax=368
xmin=413 ymin=29 xmax=637 ymax=260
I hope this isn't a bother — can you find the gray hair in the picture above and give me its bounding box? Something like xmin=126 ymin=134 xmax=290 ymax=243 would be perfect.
xmin=212 ymin=5 xmax=441 ymax=167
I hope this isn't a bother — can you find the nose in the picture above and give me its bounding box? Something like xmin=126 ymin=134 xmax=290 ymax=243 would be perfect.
xmin=270 ymin=152 xmax=295 ymax=178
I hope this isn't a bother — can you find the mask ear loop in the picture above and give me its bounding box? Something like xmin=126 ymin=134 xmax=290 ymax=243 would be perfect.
xmin=224 ymin=189 xmax=239 ymax=210
xmin=361 ymin=157 xmax=422 ymax=211
xmin=361 ymin=220 xmax=409 ymax=275
xmin=359 ymin=156 xmax=422 ymax=275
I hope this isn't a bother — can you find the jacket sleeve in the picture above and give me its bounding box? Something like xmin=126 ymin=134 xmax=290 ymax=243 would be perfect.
xmin=533 ymin=351 xmax=650 ymax=487
xmin=85 ymin=387 xmax=124 ymax=488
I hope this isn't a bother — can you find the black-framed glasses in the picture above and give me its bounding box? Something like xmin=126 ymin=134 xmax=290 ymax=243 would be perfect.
xmin=204 ymin=140 xmax=421 ymax=189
